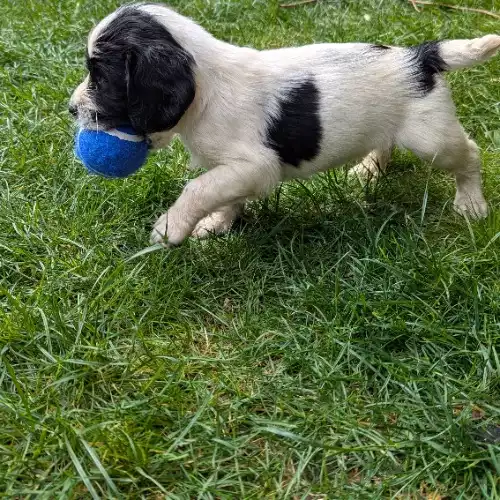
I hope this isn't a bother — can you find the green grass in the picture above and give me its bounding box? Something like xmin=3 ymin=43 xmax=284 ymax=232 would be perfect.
xmin=1 ymin=0 xmax=500 ymax=497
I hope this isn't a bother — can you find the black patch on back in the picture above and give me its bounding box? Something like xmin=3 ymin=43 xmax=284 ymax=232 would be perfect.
xmin=371 ymin=44 xmax=390 ymax=50
xmin=265 ymin=78 xmax=322 ymax=167
xmin=408 ymin=41 xmax=448 ymax=95
xmin=86 ymin=6 xmax=195 ymax=133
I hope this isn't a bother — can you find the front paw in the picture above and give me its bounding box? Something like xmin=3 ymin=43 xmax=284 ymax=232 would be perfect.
xmin=150 ymin=208 xmax=197 ymax=246
xmin=150 ymin=212 xmax=170 ymax=246
xmin=191 ymin=209 xmax=237 ymax=239
xmin=349 ymin=160 xmax=382 ymax=183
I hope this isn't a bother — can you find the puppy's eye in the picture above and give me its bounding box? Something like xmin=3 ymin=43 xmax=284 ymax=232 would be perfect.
xmin=88 ymin=80 xmax=98 ymax=91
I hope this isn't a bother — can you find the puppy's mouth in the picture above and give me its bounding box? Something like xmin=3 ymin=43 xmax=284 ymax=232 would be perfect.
xmin=71 ymin=106 xmax=152 ymax=147
xmin=72 ymin=107 xmax=116 ymax=131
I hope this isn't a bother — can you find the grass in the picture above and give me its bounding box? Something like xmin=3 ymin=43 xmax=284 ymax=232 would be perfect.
xmin=1 ymin=0 xmax=500 ymax=497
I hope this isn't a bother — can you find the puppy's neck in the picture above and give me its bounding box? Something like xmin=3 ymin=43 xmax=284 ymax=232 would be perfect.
xmin=138 ymin=4 xmax=238 ymax=67
xmin=139 ymin=4 xmax=258 ymax=138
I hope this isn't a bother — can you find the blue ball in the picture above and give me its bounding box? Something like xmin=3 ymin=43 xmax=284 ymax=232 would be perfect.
xmin=75 ymin=126 xmax=148 ymax=178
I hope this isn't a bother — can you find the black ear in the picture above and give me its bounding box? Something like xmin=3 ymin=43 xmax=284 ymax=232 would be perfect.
xmin=126 ymin=42 xmax=196 ymax=134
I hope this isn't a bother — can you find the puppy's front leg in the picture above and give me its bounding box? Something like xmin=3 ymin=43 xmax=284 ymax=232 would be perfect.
xmin=151 ymin=162 xmax=279 ymax=246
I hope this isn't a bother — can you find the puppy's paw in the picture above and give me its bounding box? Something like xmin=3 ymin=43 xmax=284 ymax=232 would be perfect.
xmin=454 ymin=193 xmax=488 ymax=219
xmin=150 ymin=212 xmax=170 ymax=246
xmin=349 ymin=160 xmax=382 ymax=183
xmin=150 ymin=208 xmax=198 ymax=246
xmin=191 ymin=209 xmax=236 ymax=239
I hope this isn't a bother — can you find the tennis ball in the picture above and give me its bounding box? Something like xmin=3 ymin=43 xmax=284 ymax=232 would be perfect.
xmin=75 ymin=126 xmax=148 ymax=178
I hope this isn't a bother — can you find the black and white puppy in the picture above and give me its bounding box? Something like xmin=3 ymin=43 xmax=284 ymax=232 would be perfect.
xmin=69 ymin=3 xmax=500 ymax=246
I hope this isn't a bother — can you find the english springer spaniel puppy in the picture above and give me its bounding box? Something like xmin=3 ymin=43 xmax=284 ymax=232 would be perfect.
xmin=69 ymin=3 xmax=500 ymax=246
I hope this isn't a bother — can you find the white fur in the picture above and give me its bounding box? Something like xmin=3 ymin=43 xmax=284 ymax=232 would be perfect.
xmin=72 ymin=4 xmax=500 ymax=245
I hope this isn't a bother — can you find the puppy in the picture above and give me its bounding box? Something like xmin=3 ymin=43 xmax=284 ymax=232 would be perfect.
xmin=69 ymin=3 xmax=500 ymax=246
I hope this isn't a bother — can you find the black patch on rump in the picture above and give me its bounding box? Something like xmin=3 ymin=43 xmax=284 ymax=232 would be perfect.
xmin=407 ymin=41 xmax=448 ymax=95
xmin=86 ymin=6 xmax=195 ymax=134
xmin=265 ymin=78 xmax=322 ymax=167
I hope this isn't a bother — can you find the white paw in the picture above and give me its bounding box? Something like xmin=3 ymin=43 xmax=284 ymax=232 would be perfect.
xmin=191 ymin=209 xmax=237 ymax=239
xmin=150 ymin=212 xmax=169 ymax=246
xmin=349 ymin=161 xmax=381 ymax=182
xmin=454 ymin=193 xmax=488 ymax=219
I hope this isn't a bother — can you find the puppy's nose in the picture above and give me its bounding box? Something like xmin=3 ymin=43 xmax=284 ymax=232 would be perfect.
xmin=68 ymin=104 xmax=78 ymax=117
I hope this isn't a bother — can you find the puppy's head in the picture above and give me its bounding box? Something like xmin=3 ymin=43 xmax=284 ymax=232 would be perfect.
xmin=69 ymin=6 xmax=196 ymax=135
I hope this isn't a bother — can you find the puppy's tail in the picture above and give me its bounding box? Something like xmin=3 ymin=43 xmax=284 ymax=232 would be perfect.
xmin=439 ymin=35 xmax=500 ymax=70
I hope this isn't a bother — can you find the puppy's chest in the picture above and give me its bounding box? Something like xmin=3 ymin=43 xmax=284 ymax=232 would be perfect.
xmin=181 ymin=124 xmax=261 ymax=170
xmin=183 ymin=137 xmax=222 ymax=170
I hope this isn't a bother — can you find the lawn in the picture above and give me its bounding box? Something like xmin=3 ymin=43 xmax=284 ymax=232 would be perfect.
xmin=1 ymin=0 xmax=500 ymax=497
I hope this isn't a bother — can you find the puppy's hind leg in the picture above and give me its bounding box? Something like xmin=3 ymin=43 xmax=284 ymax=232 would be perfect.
xmin=397 ymin=87 xmax=487 ymax=219
xmin=349 ymin=146 xmax=394 ymax=182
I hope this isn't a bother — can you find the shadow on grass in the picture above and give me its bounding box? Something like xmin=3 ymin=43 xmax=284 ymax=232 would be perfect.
xmin=229 ymin=157 xmax=456 ymax=251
